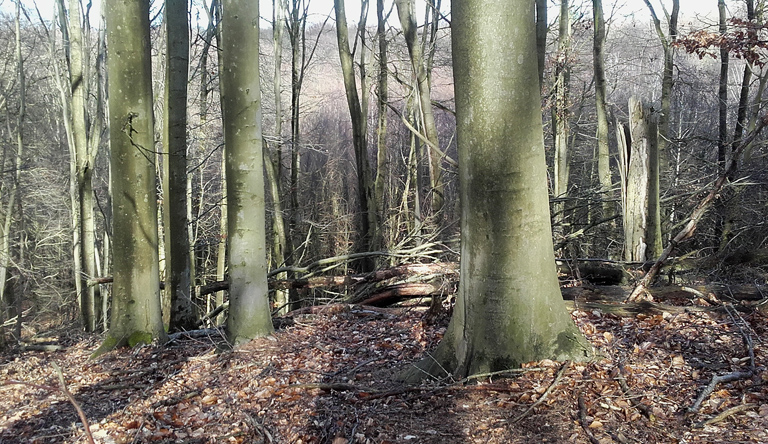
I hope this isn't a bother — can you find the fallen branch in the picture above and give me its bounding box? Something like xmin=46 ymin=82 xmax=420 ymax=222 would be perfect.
xmin=695 ymin=403 xmax=758 ymax=428
xmin=577 ymin=394 xmax=602 ymax=444
xmin=511 ymin=361 xmax=571 ymax=424
xmin=627 ymin=114 xmax=768 ymax=302
xmin=3 ymin=364 xmax=96 ymax=444
xmin=688 ymin=370 xmax=754 ymax=413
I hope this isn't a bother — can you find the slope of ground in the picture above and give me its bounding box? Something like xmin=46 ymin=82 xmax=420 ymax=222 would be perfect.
xmin=1 ymin=300 xmax=767 ymax=443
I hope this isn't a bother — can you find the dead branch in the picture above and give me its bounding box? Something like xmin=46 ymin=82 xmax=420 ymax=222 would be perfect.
xmin=695 ymin=403 xmax=758 ymax=428
xmin=577 ymin=394 xmax=602 ymax=444
xmin=628 ymin=114 xmax=768 ymax=302
xmin=688 ymin=370 xmax=754 ymax=413
xmin=511 ymin=361 xmax=571 ymax=424
xmin=3 ymin=365 xmax=96 ymax=444
xmin=52 ymin=363 xmax=95 ymax=444
xmin=615 ymin=361 xmax=653 ymax=420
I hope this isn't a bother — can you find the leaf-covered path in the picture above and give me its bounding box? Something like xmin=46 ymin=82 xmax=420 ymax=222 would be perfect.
xmin=1 ymin=300 xmax=767 ymax=443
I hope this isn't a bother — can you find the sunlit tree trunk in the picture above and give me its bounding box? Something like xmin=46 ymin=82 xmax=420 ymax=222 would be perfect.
xmin=535 ymin=0 xmax=547 ymax=90
xmin=401 ymin=0 xmax=592 ymax=381
xmin=0 ymin=3 xmax=26 ymax=341
xmin=374 ymin=0 xmax=388 ymax=240
xmin=269 ymin=0 xmax=291 ymax=315
xmin=395 ymin=0 xmax=443 ymax=221
xmin=95 ymin=0 xmax=167 ymax=354
xmin=553 ymin=0 xmax=571 ymax=230
xmin=643 ymin=0 xmax=678 ymax=168
xmin=163 ymin=0 xmax=196 ymax=331
xmin=221 ymin=0 xmax=274 ymax=343
xmin=334 ymin=0 xmax=379 ymax=272
xmin=593 ymin=0 xmax=612 ymax=218
xmin=622 ymin=97 xmax=651 ymax=262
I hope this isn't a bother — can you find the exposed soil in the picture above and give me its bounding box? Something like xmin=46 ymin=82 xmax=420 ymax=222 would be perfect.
xmin=1 ymin=298 xmax=767 ymax=444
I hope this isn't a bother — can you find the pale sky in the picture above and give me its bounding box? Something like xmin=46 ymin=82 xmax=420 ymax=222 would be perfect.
xmin=4 ymin=0 xmax=726 ymax=29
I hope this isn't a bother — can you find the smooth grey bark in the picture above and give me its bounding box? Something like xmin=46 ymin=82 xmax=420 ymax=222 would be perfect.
xmin=553 ymin=0 xmax=571 ymax=227
xmin=400 ymin=0 xmax=592 ymax=381
xmin=535 ymin=0 xmax=547 ymax=90
xmin=68 ymin=0 xmax=101 ymax=332
xmin=642 ymin=0 xmax=678 ymax=166
xmin=163 ymin=0 xmax=196 ymax=331
xmin=395 ymin=0 xmax=444 ymax=220
xmin=269 ymin=0 xmax=290 ymax=315
xmin=374 ymin=0 xmax=388 ymax=224
xmin=593 ymin=0 xmax=612 ymax=217
xmin=717 ymin=0 xmax=728 ymax=171
xmin=221 ymin=0 xmax=274 ymax=344
xmin=95 ymin=0 xmax=167 ymax=355
xmin=0 ymin=2 xmax=26 ymax=341
xmin=334 ymin=0 xmax=379 ymax=272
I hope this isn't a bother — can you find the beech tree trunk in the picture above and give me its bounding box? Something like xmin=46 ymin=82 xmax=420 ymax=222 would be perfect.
xmin=221 ymin=0 xmax=274 ymax=344
xmin=401 ymin=0 xmax=592 ymax=381
xmin=593 ymin=0 xmax=612 ymax=218
xmin=163 ymin=0 xmax=196 ymax=331
xmin=334 ymin=0 xmax=379 ymax=272
xmin=96 ymin=0 xmax=167 ymax=354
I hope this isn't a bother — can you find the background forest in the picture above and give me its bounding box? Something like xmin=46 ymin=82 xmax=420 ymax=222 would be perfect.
xmin=0 ymin=0 xmax=766 ymax=343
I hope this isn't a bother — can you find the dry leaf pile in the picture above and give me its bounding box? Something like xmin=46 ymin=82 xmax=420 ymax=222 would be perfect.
xmin=1 ymin=302 xmax=767 ymax=443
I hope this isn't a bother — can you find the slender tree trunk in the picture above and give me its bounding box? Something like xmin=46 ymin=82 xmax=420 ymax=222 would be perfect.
xmin=163 ymin=0 xmax=196 ymax=331
xmin=95 ymin=0 xmax=167 ymax=355
xmin=374 ymin=0 xmax=388 ymax=238
xmin=268 ymin=0 xmax=291 ymax=315
xmin=535 ymin=0 xmax=547 ymax=90
xmin=395 ymin=0 xmax=443 ymax=222
xmin=334 ymin=0 xmax=379 ymax=272
xmin=401 ymin=0 xmax=592 ymax=381
xmin=593 ymin=0 xmax=612 ymax=218
xmin=553 ymin=0 xmax=571 ymax=230
xmin=221 ymin=0 xmax=274 ymax=344
xmin=717 ymin=0 xmax=729 ymax=170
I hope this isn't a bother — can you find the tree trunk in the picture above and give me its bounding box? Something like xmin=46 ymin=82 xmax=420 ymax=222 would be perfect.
xmin=623 ymin=97 xmax=651 ymax=262
xmin=395 ymin=0 xmax=444 ymax=222
xmin=163 ymin=0 xmax=196 ymax=331
xmin=334 ymin=0 xmax=379 ymax=272
xmin=221 ymin=0 xmax=274 ymax=344
xmin=95 ymin=0 xmax=167 ymax=355
xmin=593 ymin=0 xmax=612 ymax=218
xmin=374 ymin=0 xmax=388 ymax=229
xmin=535 ymin=0 xmax=547 ymax=90
xmin=401 ymin=0 xmax=592 ymax=381
xmin=553 ymin=0 xmax=571 ymax=230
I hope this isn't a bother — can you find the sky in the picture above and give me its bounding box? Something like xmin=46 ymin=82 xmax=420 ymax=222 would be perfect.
xmin=2 ymin=0 xmax=726 ymax=29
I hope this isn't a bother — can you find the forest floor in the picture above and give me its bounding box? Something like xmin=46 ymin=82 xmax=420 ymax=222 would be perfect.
xmin=1 ymin=290 xmax=768 ymax=444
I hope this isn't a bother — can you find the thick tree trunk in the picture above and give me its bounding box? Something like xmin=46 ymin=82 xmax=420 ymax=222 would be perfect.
xmin=95 ymin=0 xmax=167 ymax=355
xmin=401 ymin=0 xmax=592 ymax=381
xmin=221 ymin=0 xmax=274 ymax=344
xmin=163 ymin=0 xmax=196 ymax=331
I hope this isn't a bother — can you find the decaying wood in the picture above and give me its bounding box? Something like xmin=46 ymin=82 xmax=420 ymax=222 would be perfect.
xmin=628 ymin=114 xmax=768 ymax=302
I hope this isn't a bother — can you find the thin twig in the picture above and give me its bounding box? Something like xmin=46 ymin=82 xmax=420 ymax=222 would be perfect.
xmin=52 ymin=363 xmax=96 ymax=444
xmin=510 ymin=361 xmax=571 ymax=423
